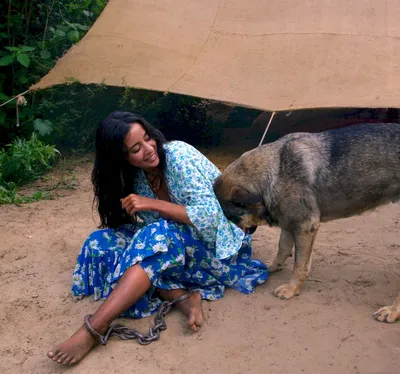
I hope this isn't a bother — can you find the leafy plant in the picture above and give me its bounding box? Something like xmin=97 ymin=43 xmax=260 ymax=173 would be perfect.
xmin=0 ymin=45 xmax=35 ymax=68
xmin=0 ymin=0 xmax=108 ymax=146
xmin=33 ymin=118 xmax=53 ymax=136
xmin=0 ymin=181 xmax=53 ymax=205
xmin=0 ymin=132 xmax=60 ymax=185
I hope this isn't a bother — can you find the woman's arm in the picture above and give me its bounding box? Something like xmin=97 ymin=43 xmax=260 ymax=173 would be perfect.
xmin=121 ymin=194 xmax=192 ymax=225
xmin=159 ymin=141 xmax=245 ymax=260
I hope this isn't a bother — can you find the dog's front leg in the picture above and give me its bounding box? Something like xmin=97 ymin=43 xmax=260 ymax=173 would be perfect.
xmin=273 ymin=221 xmax=319 ymax=299
xmin=269 ymin=229 xmax=294 ymax=272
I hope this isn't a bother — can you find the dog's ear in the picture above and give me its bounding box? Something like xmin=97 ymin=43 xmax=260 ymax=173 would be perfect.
xmin=232 ymin=187 xmax=262 ymax=205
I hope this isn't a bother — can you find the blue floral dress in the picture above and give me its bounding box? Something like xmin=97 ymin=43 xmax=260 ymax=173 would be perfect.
xmin=72 ymin=141 xmax=268 ymax=318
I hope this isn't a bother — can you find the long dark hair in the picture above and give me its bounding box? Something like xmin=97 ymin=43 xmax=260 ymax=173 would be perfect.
xmin=92 ymin=111 xmax=167 ymax=228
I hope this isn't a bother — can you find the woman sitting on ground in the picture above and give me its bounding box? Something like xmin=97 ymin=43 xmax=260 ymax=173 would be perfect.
xmin=47 ymin=111 xmax=269 ymax=365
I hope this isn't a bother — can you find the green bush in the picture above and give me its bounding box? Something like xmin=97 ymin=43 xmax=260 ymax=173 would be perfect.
xmin=0 ymin=132 xmax=59 ymax=185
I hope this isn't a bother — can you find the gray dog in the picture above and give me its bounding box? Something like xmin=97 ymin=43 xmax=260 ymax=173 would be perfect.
xmin=213 ymin=123 xmax=400 ymax=323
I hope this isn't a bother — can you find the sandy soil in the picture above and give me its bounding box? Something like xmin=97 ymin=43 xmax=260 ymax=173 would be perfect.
xmin=1 ymin=141 xmax=400 ymax=374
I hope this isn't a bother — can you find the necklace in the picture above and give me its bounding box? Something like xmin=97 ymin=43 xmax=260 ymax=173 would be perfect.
xmin=146 ymin=171 xmax=162 ymax=193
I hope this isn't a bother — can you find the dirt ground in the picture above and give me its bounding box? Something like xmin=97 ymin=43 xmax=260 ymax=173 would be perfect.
xmin=1 ymin=137 xmax=400 ymax=374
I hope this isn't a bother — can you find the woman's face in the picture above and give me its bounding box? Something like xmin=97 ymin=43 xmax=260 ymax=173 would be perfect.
xmin=124 ymin=122 xmax=160 ymax=171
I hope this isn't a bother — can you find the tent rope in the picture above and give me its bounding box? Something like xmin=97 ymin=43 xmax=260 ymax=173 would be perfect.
xmin=0 ymin=89 xmax=31 ymax=128
xmin=0 ymin=89 xmax=31 ymax=108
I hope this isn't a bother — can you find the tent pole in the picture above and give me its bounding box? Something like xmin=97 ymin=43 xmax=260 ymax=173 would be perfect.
xmin=258 ymin=111 xmax=276 ymax=147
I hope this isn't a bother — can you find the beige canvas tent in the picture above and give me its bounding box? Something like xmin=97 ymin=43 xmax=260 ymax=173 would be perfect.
xmin=32 ymin=0 xmax=400 ymax=113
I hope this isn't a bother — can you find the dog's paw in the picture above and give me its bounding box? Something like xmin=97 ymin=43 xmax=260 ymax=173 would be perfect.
xmin=373 ymin=306 xmax=400 ymax=323
xmin=273 ymin=283 xmax=299 ymax=299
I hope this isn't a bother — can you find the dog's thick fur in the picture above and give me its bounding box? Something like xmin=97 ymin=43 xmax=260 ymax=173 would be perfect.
xmin=214 ymin=123 xmax=400 ymax=323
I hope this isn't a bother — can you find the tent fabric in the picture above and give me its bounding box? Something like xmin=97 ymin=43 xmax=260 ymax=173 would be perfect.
xmin=31 ymin=0 xmax=400 ymax=111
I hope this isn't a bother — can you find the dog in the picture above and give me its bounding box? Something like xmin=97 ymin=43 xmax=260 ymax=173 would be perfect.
xmin=213 ymin=123 xmax=400 ymax=323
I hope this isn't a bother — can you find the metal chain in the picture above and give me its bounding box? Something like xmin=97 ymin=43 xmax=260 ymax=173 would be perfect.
xmin=84 ymin=290 xmax=193 ymax=346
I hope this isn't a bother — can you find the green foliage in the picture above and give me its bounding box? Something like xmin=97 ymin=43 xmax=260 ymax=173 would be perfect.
xmin=0 ymin=132 xmax=59 ymax=185
xmin=152 ymin=95 xmax=224 ymax=146
xmin=0 ymin=132 xmax=60 ymax=205
xmin=226 ymin=106 xmax=262 ymax=128
xmin=0 ymin=181 xmax=53 ymax=205
xmin=0 ymin=0 xmax=107 ymax=146
xmin=0 ymin=45 xmax=36 ymax=68
xmin=118 ymin=89 xmax=224 ymax=147
xmin=33 ymin=118 xmax=53 ymax=136
xmin=20 ymin=84 xmax=222 ymax=153
xmin=0 ymin=1 xmax=109 ymax=205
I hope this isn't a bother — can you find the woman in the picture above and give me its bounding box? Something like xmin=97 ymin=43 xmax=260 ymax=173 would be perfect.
xmin=47 ymin=111 xmax=268 ymax=365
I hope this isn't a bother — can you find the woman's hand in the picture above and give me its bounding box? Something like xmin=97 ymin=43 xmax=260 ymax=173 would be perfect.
xmin=121 ymin=194 xmax=192 ymax=225
xmin=121 ymin=194 xmax=156 ymax=216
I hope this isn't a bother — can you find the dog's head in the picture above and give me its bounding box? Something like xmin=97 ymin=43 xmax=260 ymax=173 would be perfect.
xmin=213 ymin=174 xmax=270 ymax=234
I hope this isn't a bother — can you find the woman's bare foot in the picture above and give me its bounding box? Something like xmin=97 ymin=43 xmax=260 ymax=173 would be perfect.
xmin=47 ymin=324 xmax=98 ymax=365
xmin=176 ymin=291 xmax=203 ymax=332
xmin=48 ymin=264 xmax=152 ymax=365
xmin=159 ymin=289 xmax=203 ymax=332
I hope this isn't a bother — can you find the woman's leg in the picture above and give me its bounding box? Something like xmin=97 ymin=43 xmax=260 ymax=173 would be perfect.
xmin=48 ymin=263 xmax=151 ymax=365
xmin=158 ymin=289 xmax=203 ymax=332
